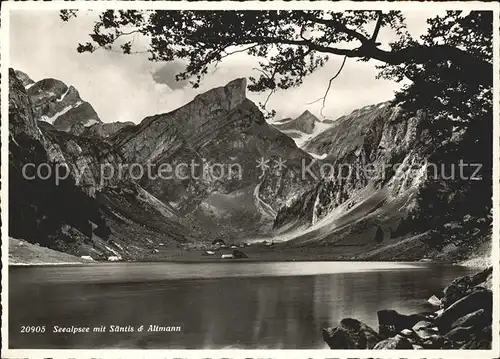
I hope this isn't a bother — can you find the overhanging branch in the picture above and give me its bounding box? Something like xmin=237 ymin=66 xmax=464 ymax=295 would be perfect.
xmin=239 ymin=36 xmax=491 ymax=80
xmin=301 ymin=13 xmax=369 ymax=44
xmin=307 ymin=55 xmax=348 ymax=118
xmin=370 ymin=11 xmax=383 ymax=44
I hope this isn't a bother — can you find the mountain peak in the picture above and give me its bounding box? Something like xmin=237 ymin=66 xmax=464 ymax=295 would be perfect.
xmin=226 ymin=77 xmax=247 ymax=92
xmin=192 ymin=77 xmax=247 ymax=112
xmin=222 ymin=77 xmax=247 ymax=108
xmin=297 ymin=110 xmax=319 ymax=122
xmin=14 ymin=70 xmax=102 ymax=132
xmin=13 ymin=69 xmax=35 ymax=89
xmin=274 ymin=109 xmax=320 ymax=136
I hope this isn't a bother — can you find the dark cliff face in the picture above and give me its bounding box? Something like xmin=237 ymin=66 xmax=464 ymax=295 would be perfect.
xmin=8 ymin=69 xmax=194 ymax=259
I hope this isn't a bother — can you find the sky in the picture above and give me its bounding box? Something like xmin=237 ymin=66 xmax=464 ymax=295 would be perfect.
xmin=10 ymin=10 xmax=437 ymax=124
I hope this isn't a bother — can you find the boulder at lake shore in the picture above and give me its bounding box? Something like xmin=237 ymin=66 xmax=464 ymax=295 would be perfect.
xmin=322 ymin=318 xmax=382 ymax=349
xmin=373 ymin=334 xmax=413 ymax=349
xmin=322 ymin=267 xmax=493 ymax=350
xmin=441 ymin=267 xmax=492 ymax=307
xmin=377 ymin=309 xmax=428 ymax=337
xmin=437 ymin=288 xmax=492 ymax=333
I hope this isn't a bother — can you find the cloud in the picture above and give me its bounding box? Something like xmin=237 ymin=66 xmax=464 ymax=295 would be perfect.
xmin=152 ymin=61 xmax=189 ymax=90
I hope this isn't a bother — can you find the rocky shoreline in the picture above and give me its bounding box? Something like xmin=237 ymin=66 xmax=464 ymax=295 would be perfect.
xmin=323 ymin=266 xmax=493 ymax=349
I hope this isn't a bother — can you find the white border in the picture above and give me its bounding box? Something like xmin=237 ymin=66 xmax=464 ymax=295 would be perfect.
xmin=1 ymin=1 xmax=499 ymax=358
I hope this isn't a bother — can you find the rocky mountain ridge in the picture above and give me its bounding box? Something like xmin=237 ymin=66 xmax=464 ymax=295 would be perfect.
xmin=15 ymin=70 xmax=102 ymax=132
xmin=272 ymin=99 xmax=491 ymax=263
xmin=9 ymin=69 xmax=315 ymax=257
xmin=9 ymin=68 xmax=491 ymax=262
xmin=14 ymin=70 xmax=135 ymax=140
xmin=274 ymin=102 xmax=428 ymax=232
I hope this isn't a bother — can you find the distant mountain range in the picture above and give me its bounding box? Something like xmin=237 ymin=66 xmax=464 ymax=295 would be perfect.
xmin=271 ymin=110 xmax=335 ymax=150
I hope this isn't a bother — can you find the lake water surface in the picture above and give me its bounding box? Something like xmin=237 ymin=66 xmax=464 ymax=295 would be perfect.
xmin=8 ymin=261 xmax=475 ymax=349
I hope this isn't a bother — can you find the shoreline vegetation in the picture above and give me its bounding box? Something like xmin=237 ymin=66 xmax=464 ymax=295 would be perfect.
xmin=322 ymin=266 xmax=493 ymax=350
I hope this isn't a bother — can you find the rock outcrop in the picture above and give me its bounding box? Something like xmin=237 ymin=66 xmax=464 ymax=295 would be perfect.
xmin=377 ymin=309 xmax=428 ymax=337
xmin=323 ymin=267 xmax=493 ymax=350
xmin=373 ymin=334 xmax=413 ymax=349
xmin=69 ymin=121 xmax=135 ymax=139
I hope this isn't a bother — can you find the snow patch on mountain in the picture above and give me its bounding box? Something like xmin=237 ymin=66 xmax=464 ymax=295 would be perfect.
xmin=295 ymin=120 xmax=333 ymax=148
xmin=40 ymin=101 xmax=83 ymax=124
xmin=56 ymin=87 xmax=70 ymax=102
xmin=83 ymin=119 xmax=99 ymax=127
xmin=309 ymin=152 xmax=328 ymax=160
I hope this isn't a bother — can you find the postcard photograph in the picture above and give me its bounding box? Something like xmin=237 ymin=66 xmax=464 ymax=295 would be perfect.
xmin=1 ymin=1 xmax=499 ymax=357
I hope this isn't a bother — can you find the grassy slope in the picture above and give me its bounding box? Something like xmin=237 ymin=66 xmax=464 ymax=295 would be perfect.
xmin=9 ymin=237 xmax=90 ymax=265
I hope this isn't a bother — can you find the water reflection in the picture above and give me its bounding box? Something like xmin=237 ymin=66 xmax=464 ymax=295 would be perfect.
xmin=9 ymin=262 xmax=474 ymax=349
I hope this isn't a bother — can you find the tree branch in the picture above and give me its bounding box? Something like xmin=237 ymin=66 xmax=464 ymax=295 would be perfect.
xmin=263 ymin=89 xmax=276 ymax=108
xmin=307 ymin=55 xmax=348 ymax=118
xmin=239 ymin=36 xmax=491 ymax=79
xmin=220 ymin=43 xmax=260 ymax=60
xmin=302 ymin=13 xmax=369 ymax=44
xmin=211 ymin=44 xmax=260 ymax=74
xmin=370 ymin=11 xmax=383 ymax=44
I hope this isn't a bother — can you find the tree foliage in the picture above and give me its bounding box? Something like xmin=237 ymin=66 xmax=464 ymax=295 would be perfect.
xmin=61 ymin=9 xmax=493 ymax=122
xmin=377 ymin=11 xmax=493 ymax=136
